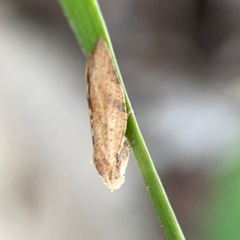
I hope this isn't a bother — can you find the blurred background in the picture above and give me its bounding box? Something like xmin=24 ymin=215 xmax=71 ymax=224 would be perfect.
xmin=1 ymin=0 xmax=240 ymax=239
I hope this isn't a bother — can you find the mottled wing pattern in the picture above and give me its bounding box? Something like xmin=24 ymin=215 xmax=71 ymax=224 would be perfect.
xmin=86 ymin=38 xmax=128 ymax=191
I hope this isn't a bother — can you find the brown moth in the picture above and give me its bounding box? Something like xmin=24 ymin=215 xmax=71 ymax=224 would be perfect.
xmin=86 ymin=38 xmax=130 ymax=192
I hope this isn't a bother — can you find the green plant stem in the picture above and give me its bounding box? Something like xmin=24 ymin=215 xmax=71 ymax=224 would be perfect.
xmin=58 ymin=0 xmax=185 ymax=239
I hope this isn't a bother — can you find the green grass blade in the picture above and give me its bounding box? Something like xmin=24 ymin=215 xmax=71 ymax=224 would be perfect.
xmin=58 ymin=0 xmax=185 ymax=239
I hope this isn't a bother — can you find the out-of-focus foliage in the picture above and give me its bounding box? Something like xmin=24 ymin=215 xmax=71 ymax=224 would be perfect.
xmin=203 ymin=149 xmax=240 ymax=239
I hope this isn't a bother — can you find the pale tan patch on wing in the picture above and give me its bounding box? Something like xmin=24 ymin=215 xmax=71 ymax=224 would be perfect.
xmin=86 ymin=38 xmax=129 ymax=191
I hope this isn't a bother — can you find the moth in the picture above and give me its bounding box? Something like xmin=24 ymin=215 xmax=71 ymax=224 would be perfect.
xmin=86 ymin=38 xmax=130 ymax=192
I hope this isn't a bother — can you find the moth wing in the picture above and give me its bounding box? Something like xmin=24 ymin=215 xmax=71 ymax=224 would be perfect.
xmin=86 ymin=39 xmax=127 ymax=165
